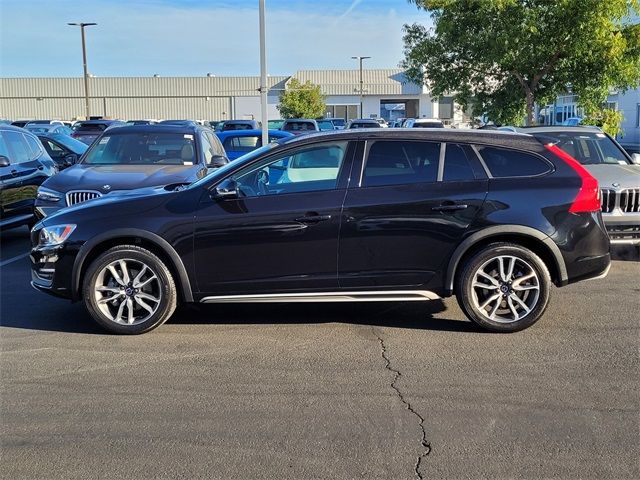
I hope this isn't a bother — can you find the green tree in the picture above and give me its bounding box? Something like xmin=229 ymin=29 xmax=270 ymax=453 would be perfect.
xmin=277 ymin=79 xmax=326 ymax=119
xmin=402 ymin=0 xmax=640 ymax=126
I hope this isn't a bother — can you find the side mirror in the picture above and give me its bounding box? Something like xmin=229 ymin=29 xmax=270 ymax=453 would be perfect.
xmin=212 ymin=179 xmax=238 ymax=199
xmin=630 ymin=153 xmax=640 ymax=165
xmin=63 ymin=154 xmax=78 ymax=166
xmin=209 ymin=155 xmax=229 ymax=168
xmin=0 ymin=155 xmax=9 ymax=167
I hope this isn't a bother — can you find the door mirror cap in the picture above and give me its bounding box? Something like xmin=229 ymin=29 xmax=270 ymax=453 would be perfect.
xmin=212 ymin=179 xmax=239 ymax=199
xmin=0 ymin=155 xmax=9 ymax=167
xmin=209 ymin=155 xmax=229 ymax=168
xmin=630 ymin=153 xmax=640 ymax=165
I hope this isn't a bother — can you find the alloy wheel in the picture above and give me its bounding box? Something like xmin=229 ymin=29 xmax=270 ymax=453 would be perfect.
xmin=94 ymin=259 xmax=162 ymax=325
xmin=470 ymin=255 xmax=540 ymax=324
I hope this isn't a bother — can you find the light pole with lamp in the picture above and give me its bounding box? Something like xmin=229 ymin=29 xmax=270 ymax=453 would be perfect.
xmin=351 ymin=56 xmax=370 ymax=119
xmin=68 ymin=22 xmax=97 ymax=120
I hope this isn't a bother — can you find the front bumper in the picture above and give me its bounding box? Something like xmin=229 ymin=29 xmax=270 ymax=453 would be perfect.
xmin=30 ymin=243 xmax=77 ymax=300
xmin=602 ymin=214 xmax=640 ymax=245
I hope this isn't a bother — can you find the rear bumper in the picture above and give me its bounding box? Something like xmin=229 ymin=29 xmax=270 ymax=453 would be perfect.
xmin=566 ymin=252 xmax=611 ymax=284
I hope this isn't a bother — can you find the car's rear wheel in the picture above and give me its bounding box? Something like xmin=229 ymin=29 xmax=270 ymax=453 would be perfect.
xmin=455 ymin=242 xmax=551 ymax=332
xmin=82 ymin=245 xmax=177 ymax=334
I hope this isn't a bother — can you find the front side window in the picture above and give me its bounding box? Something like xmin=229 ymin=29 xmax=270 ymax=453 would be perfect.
xmin=200 ymin=132 xmax=214 ymax=165
xmin=362 ymin=140 xmax=441 ymax=187
xmin=82 ymin=132 xmax=197 ymax=166
xmin=0 ymin=132 xmax=10 ymax=159
xmin=231 ymin=141 xmax=348 ymax=197
xmin=477 ymin=146 xmax=552 ymax=177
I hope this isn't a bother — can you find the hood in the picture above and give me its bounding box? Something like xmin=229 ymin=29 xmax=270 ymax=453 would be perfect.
xmin=43 ymin=163 xmax=204 ymax=193
xmin=583 ymin=164 xmax=640 ymax=190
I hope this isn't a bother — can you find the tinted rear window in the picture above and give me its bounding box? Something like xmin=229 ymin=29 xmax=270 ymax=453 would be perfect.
xmin=76 ymin=123 xmax=108 ymax=132
xmin=283 ymin=121 xmax=316 ymax=132
xmin=350 ymin=122 xmax=380 ymax=129
xmin=477 ymin=146 xmax=551 ymax=177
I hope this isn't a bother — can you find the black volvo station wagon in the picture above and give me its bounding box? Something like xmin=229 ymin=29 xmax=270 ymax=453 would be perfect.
xmin=30 ymin=129 xmax=610 ymax=334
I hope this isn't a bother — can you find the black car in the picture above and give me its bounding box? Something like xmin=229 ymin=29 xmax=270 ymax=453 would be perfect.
xmin=0 ymin=125 xmax=57 ymax=230
xmin=71 ymin=120 xmax=127 ymax=145
xmin=31 ymin=129 xmax=610 ymax=334
xmin=36 ymin=133 xmax=89 ymax=170
xmin=34 ymin=124 xmax=228 ymax=219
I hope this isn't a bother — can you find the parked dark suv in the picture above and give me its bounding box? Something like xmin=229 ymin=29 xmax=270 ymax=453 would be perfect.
xmin=31 ymin=129 xmax=610 ymax=334
xmin=1 ymin=125 xmax=57 ymax=230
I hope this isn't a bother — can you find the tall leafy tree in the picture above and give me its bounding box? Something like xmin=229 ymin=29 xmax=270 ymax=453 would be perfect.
xmin=278 ymin=79 xmax=326 ymax=119
xmin=402 ymin=0 xmax=640 ymax=127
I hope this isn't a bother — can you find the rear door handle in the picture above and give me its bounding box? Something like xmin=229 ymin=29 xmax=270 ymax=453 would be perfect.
xmin=432 ymin=204 xmax=469 ymax=212
xmin=295 ymin=213 xmax=332 ymax=224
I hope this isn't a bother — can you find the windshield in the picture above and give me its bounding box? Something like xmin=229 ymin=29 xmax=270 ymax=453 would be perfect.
xmin=317 ymin=121 xmax=334 ymax=131
xmin=331 ymin=119 xmax=345 ymax=126
xmin=49 ymin=134 xmax=89 ymax=154
xmin=533 ymin=131 xmax=630 ymax=165
xmin=82 ymin=132 xmax=197 ymax=166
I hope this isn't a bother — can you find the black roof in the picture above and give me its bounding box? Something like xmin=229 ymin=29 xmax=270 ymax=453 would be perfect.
xmin=277 ymin=128 xmax=544 ymax=152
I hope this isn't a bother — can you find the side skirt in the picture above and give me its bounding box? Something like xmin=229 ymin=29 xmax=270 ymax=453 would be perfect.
xmin=200 ymin=290 xmax=440 ymax=303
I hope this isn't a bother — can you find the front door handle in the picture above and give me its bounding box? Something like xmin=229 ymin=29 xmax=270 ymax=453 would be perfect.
xmin=10 ymin=169 xmax=18 ymax=177
xmin=432 ymin=204 xmax=469 ymax=212
xmin=295 ymin=213 xmax=332 ymax=224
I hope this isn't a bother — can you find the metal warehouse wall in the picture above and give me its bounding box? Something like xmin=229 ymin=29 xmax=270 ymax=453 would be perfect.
xmin=0 ymin=76 xmax=289 ymax=120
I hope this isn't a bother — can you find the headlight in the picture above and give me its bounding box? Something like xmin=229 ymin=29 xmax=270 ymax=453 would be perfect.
xmin=37 ymin=187 xmax=62 ymax=202
xmin=38 ymin=224 xmax=76 ymax=247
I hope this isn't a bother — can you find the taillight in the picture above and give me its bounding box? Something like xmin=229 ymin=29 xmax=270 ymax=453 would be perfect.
xmin=545 ymin=144 xmax=600 ymax=213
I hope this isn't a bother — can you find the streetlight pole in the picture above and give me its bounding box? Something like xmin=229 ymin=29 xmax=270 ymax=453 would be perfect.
xmin=258 ymin=0 xmax=268 ymax=147
xmin=351 ymin=56 xmax=370 ymax=119
xmin=68 ymin=22 xmax=97 ymax=120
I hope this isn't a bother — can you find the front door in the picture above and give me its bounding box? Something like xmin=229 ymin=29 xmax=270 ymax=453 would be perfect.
xmin=338 ymin=139 xmax=488 ymax=289
xmin=193 ymin=140 xmax=355 ymax=296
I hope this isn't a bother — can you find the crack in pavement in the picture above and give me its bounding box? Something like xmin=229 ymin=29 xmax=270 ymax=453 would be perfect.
xmin=374 ymin=329 xmax=431 ymax=480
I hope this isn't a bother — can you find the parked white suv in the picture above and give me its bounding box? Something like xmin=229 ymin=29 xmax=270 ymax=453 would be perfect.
xmin=524 ymin=126 xmax=640 ymax=249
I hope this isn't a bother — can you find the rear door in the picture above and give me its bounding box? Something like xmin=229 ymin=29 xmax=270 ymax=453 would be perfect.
xmin=2 ymin=131 xmax=48 ymax=218
xmin=338 ymin=139 xmax=488 ymax=289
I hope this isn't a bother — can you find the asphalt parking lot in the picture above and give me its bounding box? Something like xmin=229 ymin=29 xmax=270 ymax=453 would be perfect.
xmin=1 ymin=226 xmax=638 ymax=479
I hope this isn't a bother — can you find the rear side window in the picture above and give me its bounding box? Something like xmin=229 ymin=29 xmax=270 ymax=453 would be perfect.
xmin=363 ymin=140 xmax=441 ymax=187
xmin=477 ymin=146 xmax=551 ymax=177
xmin=4 ymin=131 xmax=32 ymax=163
xmin=443 ymin=144 xmax=476 ymax=181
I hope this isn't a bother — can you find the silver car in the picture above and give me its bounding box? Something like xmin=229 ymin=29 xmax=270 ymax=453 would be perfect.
xmin=523 ymin=126 xmax=640 ymax=248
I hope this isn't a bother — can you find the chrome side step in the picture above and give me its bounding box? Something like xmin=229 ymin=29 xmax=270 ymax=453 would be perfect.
xmin=200 ymin=290 xmax=440 ymax=304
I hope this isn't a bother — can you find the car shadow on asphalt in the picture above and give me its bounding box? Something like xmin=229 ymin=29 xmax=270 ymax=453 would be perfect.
xmin=0 ymin=299 xmax=483 ymax=335
xmin=167 ymin=300 xmax=484 ymax=333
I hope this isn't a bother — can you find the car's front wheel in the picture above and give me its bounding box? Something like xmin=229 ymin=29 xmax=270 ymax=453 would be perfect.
xmin=82 ymin=245 xmax=177 ymax=334
xmin=455 ymin=242 xmax=551 ymax=332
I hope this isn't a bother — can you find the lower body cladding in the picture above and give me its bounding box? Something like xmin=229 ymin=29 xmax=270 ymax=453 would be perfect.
xmin=199 ymin=290 xmax=441 ymax=303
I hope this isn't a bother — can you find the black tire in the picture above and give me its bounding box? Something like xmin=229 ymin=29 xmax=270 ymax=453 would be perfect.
xmin=82 ymin=245 xmax=177 ymax=334
xmin=455 ymin=242 xmax=551 ymax=333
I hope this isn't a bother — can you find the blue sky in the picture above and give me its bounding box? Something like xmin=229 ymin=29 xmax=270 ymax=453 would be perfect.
xmin=0 ymin=0 xmax=432 ymax=77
